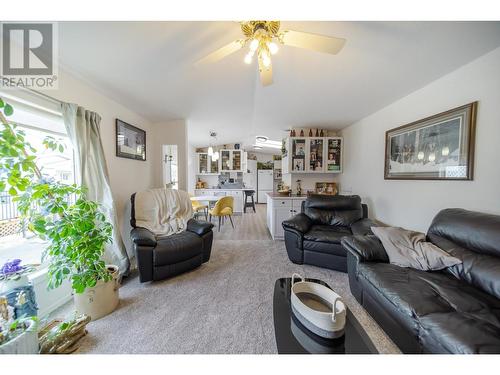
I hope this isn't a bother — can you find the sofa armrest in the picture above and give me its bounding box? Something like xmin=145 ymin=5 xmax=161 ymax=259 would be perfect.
xmin=187 ymin=218 xmax=214 ymax=236
xmin=282 ymin=213 xmax=313 ymax=234
xmin=341 ymin=235 xmax=389 ymax=263
xmin=351 ymin=218 xmax=378 ymax=236
xmin=130 ymin=227 xmax=157 ymax=247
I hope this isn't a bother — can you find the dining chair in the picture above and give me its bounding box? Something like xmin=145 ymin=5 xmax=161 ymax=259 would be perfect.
xmin=189 ymin=193 xmax=208 ymax=220
xmin=208 ymin=196 xmax=234 ymax=232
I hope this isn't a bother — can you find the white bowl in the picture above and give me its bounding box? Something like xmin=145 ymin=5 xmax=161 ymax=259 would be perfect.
xmin=290 ymin=273 xmax=346 ymax=338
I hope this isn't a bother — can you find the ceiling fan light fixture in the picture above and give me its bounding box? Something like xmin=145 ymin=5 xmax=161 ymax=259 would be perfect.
xmin=249 ymin=38 xmax=259 ymax=52
xmin=268 ymin=41 xmax=279 ymax=55
xmin=253 ymin=145 xmax=263 ymax=150
xmin=255 ymin=135 xmax=268 ymax=142
xmin=262 ymin=53 xmax=271 ymax=68
xmin=244 ymin=52 xmax=253 ymax=64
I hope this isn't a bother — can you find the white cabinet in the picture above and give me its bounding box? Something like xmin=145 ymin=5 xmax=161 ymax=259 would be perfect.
xmin=266 ymin=195 xmax=306 ymax=240
xmin=219 ymin=149 xmax=246 ymax=172
xmin=197 ymin=153 xmax=219 ymax=175
xmin=281 ymin=137 xmax=342 ymax=174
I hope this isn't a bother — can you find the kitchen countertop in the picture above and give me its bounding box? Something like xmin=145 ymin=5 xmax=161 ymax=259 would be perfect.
xmin=266 ymin=192 xmax=308 ymax=199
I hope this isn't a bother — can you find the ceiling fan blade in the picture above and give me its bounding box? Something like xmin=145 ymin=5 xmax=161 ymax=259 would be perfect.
xmin=195 ymin=39 xmax=245 ymax=66
xmin=258 ymin=55 xmax=273 ymax=86
xmin=280 ymin=29 xmax=346 ymax=55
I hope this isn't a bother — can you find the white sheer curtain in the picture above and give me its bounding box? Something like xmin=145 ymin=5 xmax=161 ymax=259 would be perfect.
xmin=61 ymin=103 xmax=129 ymax=274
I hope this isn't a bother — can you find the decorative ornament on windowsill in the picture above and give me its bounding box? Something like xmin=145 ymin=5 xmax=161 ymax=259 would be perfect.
xmin=0 ymin=260 xmax=36 ymax=294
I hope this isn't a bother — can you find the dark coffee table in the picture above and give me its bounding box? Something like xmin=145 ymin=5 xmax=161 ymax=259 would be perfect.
xmin=273 ymin=278 xmax=378 ymax=354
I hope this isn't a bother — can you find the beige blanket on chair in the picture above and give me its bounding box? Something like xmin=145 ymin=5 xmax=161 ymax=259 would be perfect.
xmin=134 ymin=188 xmax=193 ymax=238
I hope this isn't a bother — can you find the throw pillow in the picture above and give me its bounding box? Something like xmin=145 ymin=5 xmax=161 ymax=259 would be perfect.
xmin=371 ymin=226 xmax=462 ymax=271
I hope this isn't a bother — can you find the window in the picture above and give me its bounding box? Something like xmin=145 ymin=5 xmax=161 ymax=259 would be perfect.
xmin=0 ymin=91 xmax=74 ymax=267
xmin=163 ymin=144 xmax=179 ymax=190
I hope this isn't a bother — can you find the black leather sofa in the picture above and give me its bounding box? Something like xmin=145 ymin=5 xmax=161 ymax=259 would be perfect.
xmin=282 ymin=195 xmax=375 ymax=272
xmin=342 ymin=208 xmax=500 ymax=353
xmin=130 ymin=193 xmax=214 ymax=283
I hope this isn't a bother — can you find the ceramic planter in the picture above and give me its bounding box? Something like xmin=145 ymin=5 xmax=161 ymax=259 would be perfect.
xmin=290 ymin=273 xmax=346 ymax=339
xmin=73 ymin=265 xmax=119 ymax=321
xmin=0 ymin=319 xmax=39 ymax=354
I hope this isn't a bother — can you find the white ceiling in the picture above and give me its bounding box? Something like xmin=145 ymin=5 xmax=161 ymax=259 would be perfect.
xmin=58 ymin=21 xmax=500 ymax=149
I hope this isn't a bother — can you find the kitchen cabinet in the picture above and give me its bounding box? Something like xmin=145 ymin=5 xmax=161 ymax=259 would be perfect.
xmin=266 ymin=194 xmax=306 ymax=240
xmin=220 ymin=149 xmax=246 ymax=172
xmin=281 ymin=137 xmax=342 ymax=174
xmin=197 ymin=153 xmax=219 ymax=175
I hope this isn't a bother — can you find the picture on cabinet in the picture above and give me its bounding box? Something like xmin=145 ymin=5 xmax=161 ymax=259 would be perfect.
xmin=292 ymin=139 xmax=306 ymax=171
xmin=309 ymin=139 xmax=323 ymax=171
xmin=327 ymin=138 xmax=342 ymax=171
xmin=294 ymin=159 xmax=304 ymax=171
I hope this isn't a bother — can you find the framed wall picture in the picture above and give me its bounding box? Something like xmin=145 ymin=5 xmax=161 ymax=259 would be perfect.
xmin=384 ymin=102 xmax=477 ymax=180
xmin=315 ymin=182 xmax=338 ymax=195
xmin=116 ymin=119 xmax=146 ymax=161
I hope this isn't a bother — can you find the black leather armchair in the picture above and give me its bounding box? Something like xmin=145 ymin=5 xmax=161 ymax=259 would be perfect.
xmin=130 ymin=193 xmax=214 ymax=283
xmin=342 ymin=208 xmax=500 ymax=353
xmin=282 ymin=195 xmax=376 ymax=272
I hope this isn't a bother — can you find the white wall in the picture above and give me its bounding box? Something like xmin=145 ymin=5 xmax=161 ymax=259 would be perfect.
xmin=150 ymin=120 xmax=188 ymax=191
xmin=339 ymin=47 xmax=500 ymax=232
xmin=51 ymin=69 xmax=154 ymax=229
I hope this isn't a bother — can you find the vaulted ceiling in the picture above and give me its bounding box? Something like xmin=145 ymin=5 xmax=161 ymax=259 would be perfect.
xmin=58 ymin=21 xmax=500 ymax=149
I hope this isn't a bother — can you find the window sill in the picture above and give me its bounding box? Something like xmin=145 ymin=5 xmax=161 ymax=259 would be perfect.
xmin=29 ymin=268 xmax=72 ymax=318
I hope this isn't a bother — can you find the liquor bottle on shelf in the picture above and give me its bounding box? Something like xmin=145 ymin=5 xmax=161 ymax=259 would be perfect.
xmin=320 ymin=129 xmax=324 ymax=137
xmin=308 ymin=129 xmax=313 ymax=137
xmin=315 ymin=129 xmax=319 ymax=137
xmin=290 ymin=129 xmax=294 ymax=137
xmin=300 ymin=129 xmax=304 ymax=137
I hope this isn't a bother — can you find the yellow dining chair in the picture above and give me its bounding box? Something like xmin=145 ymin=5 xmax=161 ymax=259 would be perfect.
xmin=208 ymin=196 xmax=234 ymax=232
xmin=189 ymin=193 xmax=208 ymax=221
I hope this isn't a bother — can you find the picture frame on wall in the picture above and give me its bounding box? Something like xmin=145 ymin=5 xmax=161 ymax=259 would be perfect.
xmin=384 ymin=102 xmax=477 ymax=180
xmin=116 ymin=119 xmax=146 ymax=161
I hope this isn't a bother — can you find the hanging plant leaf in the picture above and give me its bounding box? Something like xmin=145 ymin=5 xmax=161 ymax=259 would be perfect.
xmin=4 ymin=103 xmax=13 ymax=116
xmin=0 ymin=98 xmax=4 ymax=108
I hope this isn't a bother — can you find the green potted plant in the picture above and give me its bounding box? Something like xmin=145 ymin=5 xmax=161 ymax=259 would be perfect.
xmin=0 ymin=98 xmax=119 ymax=320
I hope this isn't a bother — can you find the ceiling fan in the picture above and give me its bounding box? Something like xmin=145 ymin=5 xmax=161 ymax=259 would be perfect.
xmin=195 ymin=21 xmax=346 ymax=86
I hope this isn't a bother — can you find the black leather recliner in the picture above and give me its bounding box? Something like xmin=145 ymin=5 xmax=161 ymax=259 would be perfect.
xmin=282 ymin=195 xmax=376 ymax=272
xmin=342 ymin=208 xmax=500 ymax=354
xmin=130 ymin=193 xmax=214 ymax=283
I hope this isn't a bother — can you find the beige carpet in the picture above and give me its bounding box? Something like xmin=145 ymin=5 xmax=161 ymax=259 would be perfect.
xmin=74 ymin=239 xmax=400 ymax=354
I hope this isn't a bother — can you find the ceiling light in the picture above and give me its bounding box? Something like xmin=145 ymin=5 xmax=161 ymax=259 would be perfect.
xmin=268 ymin=41 xmax=279 ymax=55
xmin=249 ymin=39 xmax=259 ymax=52
xmin=208 ymin=146 xmax=214 ymax=156
xmin=244 ymin=51 xmax=253 ymax=64
xmin=262 ymin=53 xmax=271 ymax=68
xmin=212 ymin=151 xmax=219 ymax=161
xmin=441 ymin=146 xmax=450 ymax=156
xmin=255 ymin=136 xmax=268 ymax=142
xmin=417 ymin=151 xmax=424 ymax=160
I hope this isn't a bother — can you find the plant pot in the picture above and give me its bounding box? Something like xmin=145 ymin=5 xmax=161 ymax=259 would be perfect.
xmin=0 ymin=275 xmax=30 ymax=294
xmin=0 ymin=319 xmax=39 ymax=354
xmin=73 ymin=265 xmax=120 ymax=321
